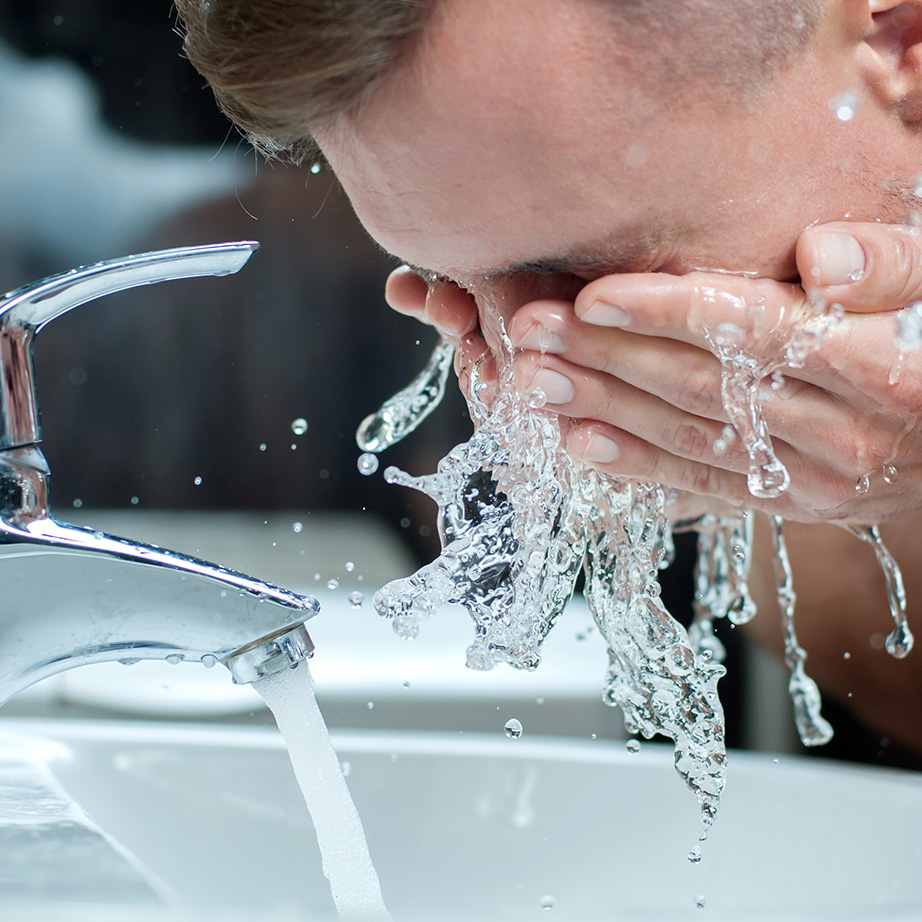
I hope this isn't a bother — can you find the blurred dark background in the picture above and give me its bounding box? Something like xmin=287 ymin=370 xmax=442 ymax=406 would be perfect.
xmin=0 ymin=0 xmax=471 ymax=565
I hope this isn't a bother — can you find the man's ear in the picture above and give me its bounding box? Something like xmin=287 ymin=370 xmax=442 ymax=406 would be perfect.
xmin=863 ymin=0 xmax=922 ymax=121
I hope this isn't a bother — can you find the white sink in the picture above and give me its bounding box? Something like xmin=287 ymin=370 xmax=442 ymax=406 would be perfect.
xmin=0 ymin=718 xmax=920 ymax=921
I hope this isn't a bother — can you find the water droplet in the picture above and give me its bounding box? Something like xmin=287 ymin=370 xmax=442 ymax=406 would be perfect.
xmin=535 ymin=696 xmax=545 ymax=705
xmin=72 ymin=498 xmax=83 ymax=508
xmin=830 ymin=89 xmax=860 ymax=121
xmin=367 ymin=701 xmax=375 ymax=710
xmin=695 ymin=894 xmax=707 ymax=909
xmin=310 ymin=162 xmax=321 ymax=174
xmin=130 ymin=496 xmax=140 ymax=505
xmin=527 ymin=388 xmax=547 ymax=409
xmin=855 ymin=474 xmax=870 ymax=494
xmin=259 ymin=442 xmax=268 ymax=452
xmin=345 ymin=561 xmax=355 ymax=572
xmin=349 ymin=591 xmax=364 ymax=608
xmin=539 ymin=895 xmax=556 ymax=910
xmin=402 ymin=681 xmax=410 ymax=689
xmin=357 ymin=452 xmax=379 ymax=476
xmin=712 ymin=439 xmax=727 ymax=456
xmin=504 ymin=718 xmax=524 ymax=739
xmin=327 ymin=578 xmax=340 ymax=590
xmin=688 ymin=846 xmax=703 ymax=864
xmin=843 ymin=651 xmax=851 ymax=660
xmin=292 ymin=521 xmax=303 ymax=534
xmin=201 ymin=654 xmax=217 ymax=668
xmin=118 ymin=657 xmax=140 ymax=666
xmin=895 ymin=302 xmax=922 ymax=351
xmin=165 ymin=654 xmax=183 ymax=665
xmin=290 ymin=417 xmax=308 ymax=435
xmin=340 ymin=760 xmax=352 ymax=776
xmin=313 ymin=572 xmax=321 ymax=581
xmin=883 ymin=464 xmax=899 ymax=484
xmin=625 ymin=739 xmax=641 ymax=754
xmin=913 ymin=173 xmax=922 ymax=198
xmin=193 ymin=476 xmax=203 ymax=486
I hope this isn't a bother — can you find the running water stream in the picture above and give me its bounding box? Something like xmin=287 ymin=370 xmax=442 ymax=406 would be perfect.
xmin=255 ymin=664 xmax=392 ymax=922
xmin=355 ymin=277 xmax=916 ymax=841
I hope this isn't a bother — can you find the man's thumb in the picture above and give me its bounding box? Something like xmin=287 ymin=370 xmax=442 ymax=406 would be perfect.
xmin=797 ymin=222 xmax=922 ymax=312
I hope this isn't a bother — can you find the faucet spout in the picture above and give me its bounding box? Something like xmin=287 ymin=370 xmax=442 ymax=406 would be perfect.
xmin=0 ymin=244 xmax=320 ymax=706
xmin=0 ymin=448 xmax=318 ymax=707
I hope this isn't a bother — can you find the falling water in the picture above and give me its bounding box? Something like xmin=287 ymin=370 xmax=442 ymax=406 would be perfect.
xmin=357 ymin=274 xmax=914 ymax=836
xmin=769 ymin=516 xmax=834 ymax=747
xmin=255 ymin=664 xmax=392 ymax=922
xmin=845 ymin=525 xmax=914 ymax=658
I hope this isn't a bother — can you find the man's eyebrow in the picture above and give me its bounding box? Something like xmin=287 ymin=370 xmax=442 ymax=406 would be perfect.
xmin=480 ymin=230 xmax=675 ymax=282
xmin=403 ymin=227 xmax=678 ymax=285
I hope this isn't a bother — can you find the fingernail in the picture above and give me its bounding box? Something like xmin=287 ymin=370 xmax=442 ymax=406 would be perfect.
xmin=531 ymin=368 xmax=574 ymax=405
xmin=581 ymin=300 xmax=631 ymax=327
xmin=581 ymin=432 xmax=621 ymax=463
xmin=813 ymin=231 xmax=866 ymax=286
xmin=511 ymin=325 xmax=566 ymax=354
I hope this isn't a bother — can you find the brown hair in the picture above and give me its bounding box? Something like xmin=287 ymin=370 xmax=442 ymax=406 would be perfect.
xmin=174 ymin=0 xmax=429 ymax=161
xmin=174 ymin=0 xmax=825 ymax=161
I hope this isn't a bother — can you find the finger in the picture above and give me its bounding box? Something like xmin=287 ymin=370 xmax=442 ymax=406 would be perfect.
xmin=566 ymin=421 xmax=758 ymax=507
xmin=570 ymin=271 xmax=891 ymax=402
xmin=512 ymin=337 xmax=889 ymax=487
xmin=564 ymin=421 xmax=855 ymax=522
xmin=385 ymin=265 xmax=428 ymax=318
xmin=798 ymin=222 xmax=922 ymax=312
xmin=425 ymin=280 xmax=479 ymax=341
xmin=572 ymin=271 xmax=803 ymax=354
xmin=509 ymin=298 xmax=729 ymax=421
xmin=512 ymin=350 xmax=753 ymax=475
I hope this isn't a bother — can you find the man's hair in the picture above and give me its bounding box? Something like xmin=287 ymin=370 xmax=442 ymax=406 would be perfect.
xmin=174 ymin=0 xmax=825 ymax=162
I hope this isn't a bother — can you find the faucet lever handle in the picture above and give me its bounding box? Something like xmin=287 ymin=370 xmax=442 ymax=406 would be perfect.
xmin=0 ymin=241 xmax=259 ymax=451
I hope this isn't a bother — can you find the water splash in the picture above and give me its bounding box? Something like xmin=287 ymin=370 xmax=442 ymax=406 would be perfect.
xmin=356 ymin=338 xmax=455 ymax=452
xmin=770 ymin=516 xmax=834 ymax=747
xmin=369 ymin=316 xmax=727 ymax=830
xmin=356 ymin=274 xmax=905 ymax=836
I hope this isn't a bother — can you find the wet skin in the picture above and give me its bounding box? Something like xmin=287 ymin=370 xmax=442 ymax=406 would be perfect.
xmin=316 ymin=0 xmax=922 ymax=753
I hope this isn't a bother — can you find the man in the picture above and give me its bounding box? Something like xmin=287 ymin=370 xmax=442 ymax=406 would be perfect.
xmin=175 ymin=0 xmax=922 ymax=755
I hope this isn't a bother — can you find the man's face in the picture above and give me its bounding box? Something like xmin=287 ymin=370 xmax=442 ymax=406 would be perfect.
xmin=317 ymin=0 xmax=906 ymax=299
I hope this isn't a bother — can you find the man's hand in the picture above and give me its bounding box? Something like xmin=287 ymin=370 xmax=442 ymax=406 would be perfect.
xmin=505 ymin=223 xmax=922 ymax=524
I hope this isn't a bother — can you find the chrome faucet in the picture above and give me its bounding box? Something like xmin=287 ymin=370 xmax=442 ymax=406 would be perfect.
xmin=0 ymin=243 xmax=318 ymax=707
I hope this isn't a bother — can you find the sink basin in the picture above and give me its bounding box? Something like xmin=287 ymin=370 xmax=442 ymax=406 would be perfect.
xmin=0 ymin=718 xmax=920 ymax=920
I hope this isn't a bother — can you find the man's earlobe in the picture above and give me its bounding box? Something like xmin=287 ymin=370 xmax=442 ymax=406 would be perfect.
xmin=866 ymin=0 xmax=922 ymax=121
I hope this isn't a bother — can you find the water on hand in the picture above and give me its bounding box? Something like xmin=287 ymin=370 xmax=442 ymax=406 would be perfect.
xmin=255 ymin=664 xmax=392 ymax=922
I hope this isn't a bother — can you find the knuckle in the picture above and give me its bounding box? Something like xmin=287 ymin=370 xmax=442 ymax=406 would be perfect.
xmin=685 ymin=461 xmax=721 ymax=497
xmin=841 ymin=427 xmax=892 ymax=476
xmin=664 ymin=419 xmax=714 ymax=460
xmin=675 ymin=365 xmax=720 ymax=415
xmin=889 ymin=234 xmax=922 ymax=305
